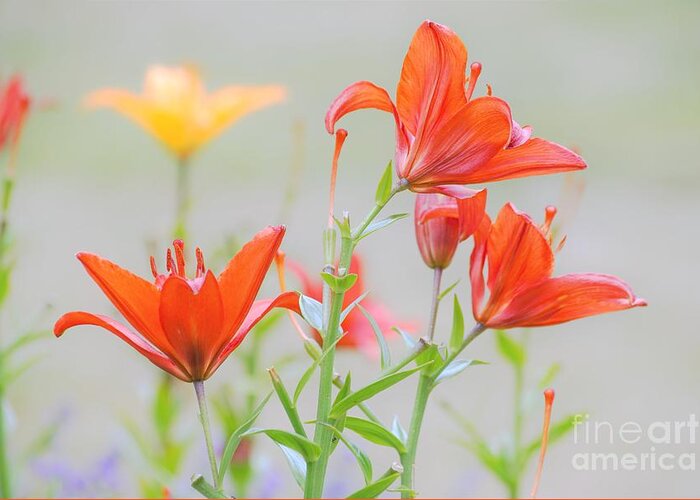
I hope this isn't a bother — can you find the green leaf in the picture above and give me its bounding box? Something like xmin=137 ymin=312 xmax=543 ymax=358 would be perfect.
xmin=0 ymin=329 xmax=46 ymax=363
xmin=391 ymin=416 xmax=407 ymax=444
xmin=437 ymin=279 xmax=460 ymax=302
xmin=538 ymin=363 xmax=561 ymax=389
xmin=495 ymin=330 xmax=525 ymax=368
xmin=358 ymin=305 xmax=391 ymax=371
xmin=416 ymin=343 xmax=442 ymax=374
xmin=294 ymin=334 xmax=345 ymax=404
xmin=242 ymin=428 xmax=321 ymax=462
xmin=347 ymin=468 xmax=401 ymax=498
xmin=330 ymin=364 xmax=428 ymax=419
xmin=0 ymin=263 xmax=12 ymax=308
xmin=356 ymin=213 xmax=408 ymax=241
xmin=449 ymin=295 xmax=465 ymax=354
xmin=522 ymin=414 xmax=578 ymax=463
xmin=269 ymin=368 xmax=307 ymax=437
xmin=321 ymin=423 xmax=373 ymax=485
xmin=277 ymin=444 xmax=307 ymax=492
xmin=340 ymin=290 xmax=369 ymax=324
xmin=375 ymin=161 xmax=394 ymax=205
xmin=434 ymin=359 xmax=487 ymax=385
xmin=392 ymin=327 xmax=417 ymax=349
xmin=217 ymin=392 xmax=272 ymax=485
xmin=343 ymin=416 xmax=407 ymax=454
xmin=299 ymin=294 xmax=323 ymax=331
xmin=321 ymin=272 xmax=358 ymax=294
xmin=333 ymin=215 xmax=352 ymax=239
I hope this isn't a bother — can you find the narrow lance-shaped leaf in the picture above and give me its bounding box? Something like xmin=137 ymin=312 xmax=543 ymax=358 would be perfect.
xmin=375 ymin=161 xmax=394 ymax=205
xmin=356 ymin=213 xmax=408 ymax=242
xmin=437 ymin=279 xmax=460 ymax=302
xmin=343 ymin=416 xmax=407 ymax=454
xmin=391 ymin=416 xmax=407 ymax=444
xmin=393 ymin=326 xmax=417 ymax=349
xmin=241 ymin=428 xmax=321 ymax=463
xmin=294 ymin=333 xmax=346 ymax=404
xmin=434 ymin=359 xmax=487 ymax=385
xmin=330 ymin=363 xmax=430 ymax=419
xmin=217 ymin=392 xmax=273 ymax=485
xmin=321 ymin=423 xmax=373 ymax=485
xmin=346 ymin=466 xmax=402 ymax=499
xmin=340 ymin=290 xmax=369 ymax=324
xmin=449 ymin=295 xmax=465 ymax=353
xmin=278 ymin=444 xmax=307 ymax=492
xmin=495 ymin=329 xmax=525 ymax=368
xmin=299 ymin=294 xmax=323 ymax=331
xmin=269 ymin=368 xmax=307 ymax=437
xmin=358 ymin=304 xmax=391 ymax=371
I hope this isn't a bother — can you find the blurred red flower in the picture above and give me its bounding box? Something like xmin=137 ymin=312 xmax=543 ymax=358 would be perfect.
xmin=469 ymin=203 xmax=646 ymax=328
xmin=0 ymin=75 xmax=30 ymax=152
xmin=289 ymin=255 xmax=415 ymax=356
xmin=414 ymin=188 xmax=487 ymax=269
xmin=325 ymin=20 xmax=585 ymax=196
xmin=54 ymin=227 xmax=297 ymax=382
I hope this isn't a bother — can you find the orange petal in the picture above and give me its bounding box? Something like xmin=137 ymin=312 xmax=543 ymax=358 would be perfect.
xmin=76 ymin=253 xmax=175 ymax=356
xmin=325 ymin=80 xmax=399 ymax=134
xmin=54 ymin=311 xmax=190 ymax=381
xmin=455 ymin=188 xmax=488 ymax=241
xmin=478 ymin=203 xmax=554 ymax=323
xmin=488 ymin=273 xmax=647 ymax=328
xmin=206 ymin=291 xmax=300 ymax=378
xmin=218 ymin=226 xmax=286 ymax=338
xmin=469 ymin=213 xmax=491 ymax=321
xmin=403 ymin=96 xmax=512 ymax=185
xmin=396 ymin=20 xmax=469 ymax=137
xmin=159 ymin=272 xmax=224 ymax=381
xmin=471 ymin=137 xmax=586 ymax=184
xmin=414 ymin=193 xmax=460 ymax=270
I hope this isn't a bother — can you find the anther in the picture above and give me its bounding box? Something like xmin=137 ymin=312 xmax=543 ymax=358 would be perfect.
xmin=150 ymin=256 xmax=159 ymax=279
xmin=195 ymin=247 xmax=205 ymax=278
xmin=465 ymin=62 xmax=482 ymax=101
xmin=543 ymin=205 xmax=557 ymax=234
xmin=166 ymin=248 xmax=175 ymax=274
xmin=486 ymin=83 xmax=493 ymax=96
xmin=173 ymin=240 xmax=186 ymax=277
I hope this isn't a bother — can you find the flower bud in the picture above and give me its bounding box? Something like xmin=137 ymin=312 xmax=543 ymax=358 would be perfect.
xmin=414 ymin=193 xmax=461 ymax=269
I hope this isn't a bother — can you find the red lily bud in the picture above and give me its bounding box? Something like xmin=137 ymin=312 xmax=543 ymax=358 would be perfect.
xmin=414 ymin=189 xmax=487 ymax=270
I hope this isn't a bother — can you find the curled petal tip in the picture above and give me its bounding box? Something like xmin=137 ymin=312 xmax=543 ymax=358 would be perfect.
xmin=633 ymin=297 xmax=648 ymax=307
xmin=544 ymin=388 xmax=555 ymax=403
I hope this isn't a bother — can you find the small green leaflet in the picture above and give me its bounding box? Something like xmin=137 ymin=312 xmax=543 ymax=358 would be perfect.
xmin=299 ymin=294 xmax=323 ymax=331
xmin=321 ymin=272 xmax=358 ymax=293
xmin=343 ymin=416 xmax=407 ymax=454
xmin=375 ymin=161 xmax=394 ymax=205
xmin=358 ymin=304 xmax=391 ymax=371
xmin=346 ymin=468 xmax=401 ymax=498
xmin=449 ymin=295 xmax=465 ymax=353
xmin=355 ymin=213 xmax=408 ymax=241
xmin=329 ymin=363 xmax=428 ymax=419
xmin=321 ymin=423 xmax=373 ymax=485
xmin=241 ymin=428 xmax=321 ymax=463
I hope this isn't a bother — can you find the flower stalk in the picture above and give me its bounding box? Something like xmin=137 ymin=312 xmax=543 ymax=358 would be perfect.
xmin=401 ymin=322 xmax=487 ymax=498
xmin=193 ymin=380 xmax=221 ymax=492
xmin=305 ymin=183 xmax=404 ymax=498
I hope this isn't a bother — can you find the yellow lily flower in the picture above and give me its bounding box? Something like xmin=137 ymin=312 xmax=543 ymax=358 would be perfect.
xmin=85 ymin=65 xmax=286 ymax=160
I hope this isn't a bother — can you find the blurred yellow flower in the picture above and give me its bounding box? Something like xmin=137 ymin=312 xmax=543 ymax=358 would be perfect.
xmin=85 ymin=65 xmax=286 ymax=160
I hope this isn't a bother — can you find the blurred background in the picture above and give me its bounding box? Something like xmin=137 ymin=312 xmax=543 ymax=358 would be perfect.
xmin=1 ymin=0 xmax=698 ymax=497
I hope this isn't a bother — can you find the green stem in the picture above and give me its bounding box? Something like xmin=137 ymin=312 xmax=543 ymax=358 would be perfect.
xmin=400 ymin=324 xmax=486 ymax=498
xmin=193 ymin=380 xmax=220 ymax=492
xmin=174 ymin=157 xmax=190 ymax=240
xmin=400 ymin=267 xmax=443 ymax=497
xmin=305 ymin=185 xmax=402 ymax=498
xmin=510 ymin=356 xmax=525 ymax=498
xmin=0 ymin=144 xmax=17 ymax=498
xmin=427 ymin=268 xmax=443 ymax=342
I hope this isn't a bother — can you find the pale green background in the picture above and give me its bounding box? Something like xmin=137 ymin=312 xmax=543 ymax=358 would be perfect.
xmin=0 ymin=0 xmax=698 ymax=497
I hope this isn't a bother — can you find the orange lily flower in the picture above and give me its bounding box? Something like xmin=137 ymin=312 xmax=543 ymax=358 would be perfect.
xmin=469 ymin=203 xmax=646 ymax=328
xmin=54 ymin=227 xmax=297 ymax=382
xmin=85 ymin=65 xmax=286 ymax=160
xmin=414 ymin=188 xmax=487 ymax=269
xmin=325 ymin=21 xmax=585 ymax=196
xmin=0 ymin=75 xmax=30 ymax=153
xmin=289 ymin=255 xmax=414 ymax=356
